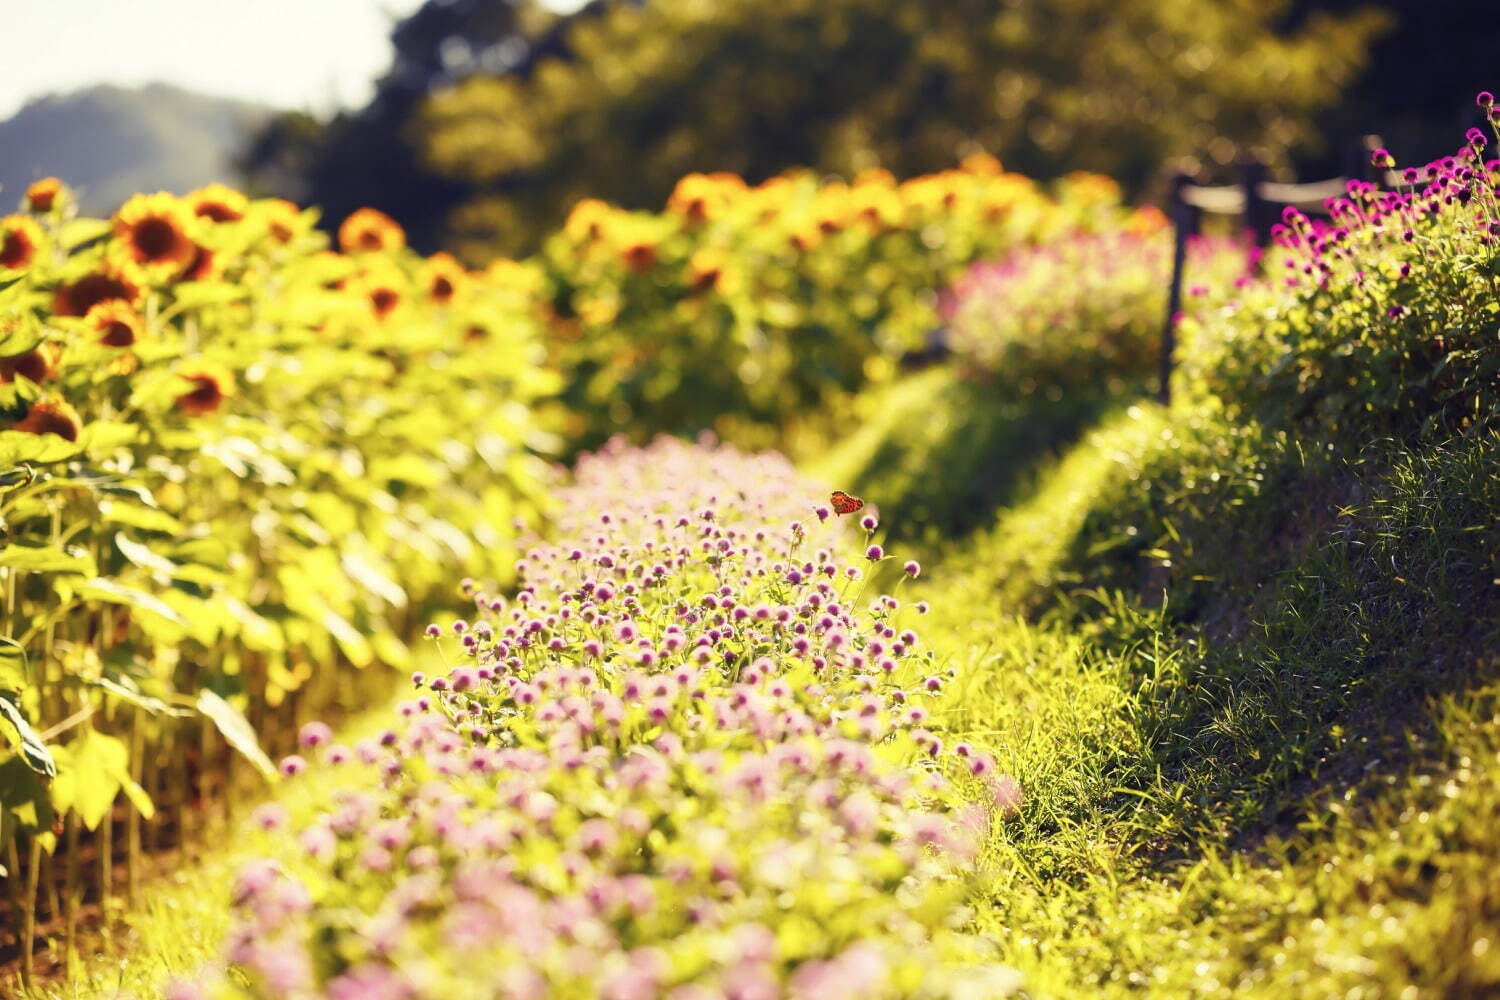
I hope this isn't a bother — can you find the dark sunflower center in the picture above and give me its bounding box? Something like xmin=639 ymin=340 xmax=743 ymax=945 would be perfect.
xmin=133 ymin=217 xmax=180 ymax=260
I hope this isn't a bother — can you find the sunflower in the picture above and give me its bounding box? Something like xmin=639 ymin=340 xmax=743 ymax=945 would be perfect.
xmin=256 ymin=199 xmax=304 ymax=244
xmin=667 ymin=172 xmax=746 ymax=225
xmin=621 ymin=240 xmax=658 ymax=274
xmin=178 ymin=243 xmax=221 ymax=282
xmin=961 ymin=152 xmax=1005 ymax=177
xmin=684 ymin=250 xmax=727 ymax=295
xmin=11 ymin=398 xmax=81 ymax=441
xmin=338 ymin=208 xmax=405 ymax=254
xmin=0 ymin=215 xmax=43 ymax=270
xmin=113 ymin=193 xmax=197 ymax=270
xmin=368 ymin=285 xmax=402 ymax=320
xmin=0 ymin=344 xmax=61 ymax=384
xmin=85 ymin=301 xmax=144 ymax=348
xmin=53 ymin=266 xmax=141 ymax=317
xmin=563 ymin=199 xmax=613 ymax=243
xmin=420 ymin=253 xmax=468 ymax=304
xmin=175 ymin=365 xmax=232 ymax=416
xmin=25 ymin=178 xmax=62 ymax=213
xmin=185 ymin=184 xmax=248 ymax=223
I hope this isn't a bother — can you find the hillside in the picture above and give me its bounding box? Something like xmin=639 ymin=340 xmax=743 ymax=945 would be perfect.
xmin=0 ymin=82 xmax=274 ymax=214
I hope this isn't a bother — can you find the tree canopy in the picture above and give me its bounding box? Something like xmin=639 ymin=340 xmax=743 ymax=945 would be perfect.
xmin=247 ymin=0 xmax=1386 ymax=258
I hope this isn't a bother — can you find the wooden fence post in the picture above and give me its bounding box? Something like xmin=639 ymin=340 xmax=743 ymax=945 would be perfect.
xmin=1159 ymin=172 xmax=1194 ymax=405
xmin=1239 ymin=156 xmax=1271 ymax=247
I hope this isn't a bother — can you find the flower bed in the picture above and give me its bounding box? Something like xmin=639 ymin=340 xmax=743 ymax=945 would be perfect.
xmin=180 ymin=438 xmax=1021 ymax=999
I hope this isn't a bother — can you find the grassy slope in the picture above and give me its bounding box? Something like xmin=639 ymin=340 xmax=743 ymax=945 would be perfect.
xmin=883 ymin=368 xmax=1500 ymax=996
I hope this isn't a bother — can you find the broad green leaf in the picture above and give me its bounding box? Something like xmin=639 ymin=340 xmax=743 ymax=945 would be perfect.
xmin=80 ymin=579 xmax=189 ymax=644
xmin=340 ymin=550 xmax=407 ymax=608
xmin=77 ymin=420 xmax=141 ymax=454
xmin=0 ymin=544 xmax=97 ymax=575
xmin=63 ymin=728 xmax=152 ymax=828
xmin=0 ymin=755 xmax=54 ymax=832
xmin=196 ymin=690 xmax=276 ymax=781
xmin=0 ymin=637 xmax=28 ymax=693
xmin=93 ymin=675 xmax=177 ymax=718
xmin=0 ymin=692 xmax=56 ymax=777
xmin=0 ymin=430 xmax=82 ymax=466
xmin=64 ymin=729 xmax=125 ymax=830
xmin=221 ymin=596 xmax=285 ymax=654
xmin=59 ymin=218 xmax=111 ymax=251
xmin=370 ymin=629 xmax=412 ymax=671
xmin=171 ymin=281 xmax=249 ymax=308
xmin=0 ymin=465 xmax=35 ymax=493
xmin=322 ymin=608 xmax=373 ymax=668
xmin=98 ymin=499 xmax=185 ymax=535
xmin=114 ymin=532 xmax=179 ymax=578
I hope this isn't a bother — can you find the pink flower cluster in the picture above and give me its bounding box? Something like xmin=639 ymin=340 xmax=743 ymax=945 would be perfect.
xmin=1187 ymin=98 xmax=1500 ymax=435
xmin=181 ymin=437 xmax=1020 ymax=1000
xmin=944 ymin=226 xmax=1253 ymax=388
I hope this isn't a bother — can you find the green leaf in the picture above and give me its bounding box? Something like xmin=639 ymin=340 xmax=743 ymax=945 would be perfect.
xmin=221 ymin=596 xmax=285 ymax=654
xmin=59 ymin=218 xmax=112 ymax=251
xmin=0 ymin=754 xmax=54 ymax=832
xmin=0 ymin=692 xmax=56 ymax=777
xmin=340 ymin=550 xmax=407 ymax=608
xmin=114 ymin=532 xmax=179 ymax=578
xmin=0 ymin=430 xmax=82 ymax=466
xmin=92 ymin=675 xmax=178 ymax=718
xmin=171 ymin=282 xmax=249 ymax=309
xmin=98 ymin=499 xmax=184 ymax=535
xmin=196 ymin=690 xmax=277 ymax=782
xmin=77 ymin=420 xmax=141 ymax=454
xmin=322 ymin=608 xmax=373 ymax=668
xmin=79 ymin=578 xmax=189 ymax=643
xmin=0 ymin=544 xmax=98 ymax=576
xmin=61 ymin=728 xmax=152 ymax=828
xmin=63 ymin=730 xmax=124 ymax=830
xmin=0 ymin=637 xmax=28 ymax=693
xmin=0 ymin=465 xmax=35 ymax=494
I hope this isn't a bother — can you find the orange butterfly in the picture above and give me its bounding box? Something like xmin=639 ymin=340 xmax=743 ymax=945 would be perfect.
xmin=829 ymin=490 xmax=865 ymax=515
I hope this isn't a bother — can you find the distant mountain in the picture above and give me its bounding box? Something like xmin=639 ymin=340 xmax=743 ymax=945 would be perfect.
xmin=0 ymin=82 xmax=277 ymax=215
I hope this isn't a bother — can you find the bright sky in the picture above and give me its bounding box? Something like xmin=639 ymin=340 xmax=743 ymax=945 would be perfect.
xmin=0 ymin=0 xmax=589 ymax=120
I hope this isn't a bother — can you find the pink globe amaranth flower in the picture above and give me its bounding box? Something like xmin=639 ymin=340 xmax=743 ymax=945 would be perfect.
xmin=163 ymin=978 xmax=208 ymax=1000
xmin=252 ymin=802 xmax=289 ymax=831
xmin=423 ymin=624 xmax=441 ymax=638
xmin=859 ymin=514 xmax=878 ymax=531
xmin=279 ymin=754 xmax=307 ymax=777
xmin=903 ymin=560 xmax=920 ymax=578
xmin=1478 ymin=91 xmax=1495 ymax=109
xmin=298 ymin=721 xmax=333 ymax=749
xmin=865 ymin=544 xmax=884 ymax=561
xmin=992 ymin=774 xmax=1024 ymax=818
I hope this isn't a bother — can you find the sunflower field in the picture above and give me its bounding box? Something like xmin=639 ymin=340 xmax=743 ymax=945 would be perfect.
xmin=0 ymin=181 xmax=556 ymax=968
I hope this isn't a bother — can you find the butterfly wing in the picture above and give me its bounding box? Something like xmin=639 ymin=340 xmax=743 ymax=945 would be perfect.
xmin=830 ymin=491 xmax=864 ymax=515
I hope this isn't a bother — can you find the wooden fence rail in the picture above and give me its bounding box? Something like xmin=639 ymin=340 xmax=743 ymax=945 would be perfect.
xmin=1158 ymin=135 xmax=1392 ymax=404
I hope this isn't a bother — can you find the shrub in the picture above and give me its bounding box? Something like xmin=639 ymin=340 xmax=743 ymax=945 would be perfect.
xmin=1182 ymin=103 xmax=1500 ymax=440
xmin=945 ymin=215 xmax=1253 ymax=395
